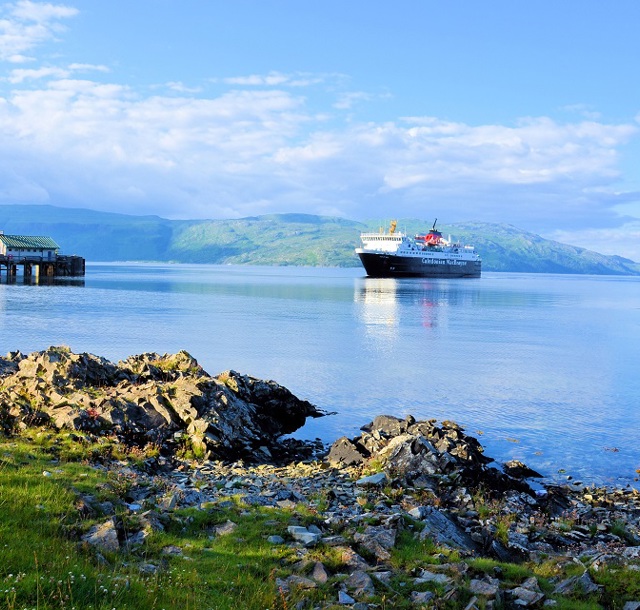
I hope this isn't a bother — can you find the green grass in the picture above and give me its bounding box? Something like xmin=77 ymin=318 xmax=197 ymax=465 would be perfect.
xmin=592 ymin=566 xmax=640 ymax=608
xmin=389 ymin=528 xmax=444 ymax=571
xmin=1 ymin=432 xmax=639 ymax=609
xmin=467 ymin=557 xmax=532 ymax=585
xmin=0 ymin=438 xmax=294 ymax=610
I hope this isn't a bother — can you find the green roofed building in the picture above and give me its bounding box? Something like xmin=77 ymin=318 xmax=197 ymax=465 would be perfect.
xmin=0 ymin=232 xmax=84 ymax=277
xmin=0 ymin=232 xmax=60 ymax=261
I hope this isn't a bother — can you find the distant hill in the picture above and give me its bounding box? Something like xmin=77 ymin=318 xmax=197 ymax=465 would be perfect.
xmin=0 ymin=205 xmax=176 ymax=262
xmin=1 ymin=204 xmax=639 ymax=275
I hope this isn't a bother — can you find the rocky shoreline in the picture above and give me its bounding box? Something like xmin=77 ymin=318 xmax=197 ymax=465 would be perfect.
xmin=1 ymin=347 xmax=639 ymax=608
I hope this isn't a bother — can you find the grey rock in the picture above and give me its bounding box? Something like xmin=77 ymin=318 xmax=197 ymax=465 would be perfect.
xmin=321 ymin=535 xmax=348 ymax=546
xmin=267 ymin=535 xmax=285 ymax=544
xmin=242 ymin=494 xmax=275 ymax=507
xmin=181 ymin=489 xmax=206 ymax=507
xmin=507 ymin=531 xmax=531 ymax=557
xmin=311 ymin=561 xmax=329 ymax=583
xmin=283 ymin=575 xmax=317 ymax=590
xmin=361 ymin=415 xmax=414 ymax=437
xmin=354 ymin=526 xmax=396 ymax=562
xmin=125 ymin=530 xmax=149 ymax=549
xmin=463 ymin=597 xmax=479 ymax=610
xmin=553 ymin=571 xmax=600 ymax=596
xmin=623 ymin=548 xmax=640 ymax=560
xmin=418 ymin=506 xmax=478 ymax=552
xmin=214 ymin=520 xmax=238 ymax=536
xmin=415 ymin=570 xmax=452 ymax=585
xmin=276 ymin=499 xmax=297 ymax=510
xmin=157 ymin=493 xmax=178 ymax=511
xmin=408 ymin=505 xmax=429 ymax=519
xmin=338 ymin=590 xmax=356 ymax=604
xmin=372 ymin=571 xmax=393 ymax=584
xmin=355 ymin=472 xmax=388 ymax=487
xmin=98 ymin=501 xmax=115 ymax=516
xmin=469 ymin=578 xmax=499 ymax=598
xmin=81 ymin=518 xmax=119 ymax=553
xmin=139 ymin=510 xmax=165 ymax=533
xmin=338 ymin=546 xmax=371 ymax=571
xmin=1 ymin=347 xmax=325 ymax=464
xmin=511 ymin=585 xmax=544 ymax=606
xmin=326 ymin=436 xmax=366 ymax=466
xmin=346 ymin=570 xmax=375 ymax=598
xmin=411 ymin=591 xmax=435 ymax=604
xmin=503 ymin=460 xmax=543 ymax=479
xmin=287 ymin=525 xmax=320 ymax=546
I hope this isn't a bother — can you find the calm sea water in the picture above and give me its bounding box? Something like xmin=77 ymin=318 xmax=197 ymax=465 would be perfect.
xmin=1 ymin=263 xmax=639 ymax=486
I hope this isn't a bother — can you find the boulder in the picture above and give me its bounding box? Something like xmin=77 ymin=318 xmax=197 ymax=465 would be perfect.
xmin=553 ymin=571 xmax=601 ymax=596
xmin=345 ymin=570 xmax=375 ymax=598
xmin=81 ymin=518 xmax=120 ymax=553
xmin=0 ymin=347 xmax=326 ymax=464
xmin=287 ymin=526 xmax=320 ymax=546
xmin=354 ymin=525 xmax=397 ymax=562
xmin=327 ymin=415 xmax=536 ymax=499
xmin=469 ymin=577 xmax=500 ymax=598
xmin=417 ymin=506 xmax=479 ymax=553
xmin=355 ymin=472 xmax=388 ymax=487
xmin=311 ymin=562 xmax=329 ymax=583
xmin=326 ymin=436 xmax=368 ymax=466
xmin=503 ymin=460 xmax=543 ymax=479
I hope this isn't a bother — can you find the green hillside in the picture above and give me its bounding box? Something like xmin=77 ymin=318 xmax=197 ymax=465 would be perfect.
xmin=1 ymin=204 xmax=639 ymax=275
xmin=168 ymin=214 xmax=363 ymax=266
xmin=432 ymin=221 xmax=640 ymax=275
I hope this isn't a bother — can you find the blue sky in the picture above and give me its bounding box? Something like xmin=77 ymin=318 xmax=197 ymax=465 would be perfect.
xmin=0 ymin=1 xmax=639 ymax=259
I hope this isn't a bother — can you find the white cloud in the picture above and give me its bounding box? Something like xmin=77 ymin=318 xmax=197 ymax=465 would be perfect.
xmin=0 ymin=3 xmax=637 ymax=257
xmin=67 ymin=63 xmax=109 ymax=73
xmin=220 ymin=71 xmax=337 ymax=88
xmin=0 ymin=0 xmax=77 ymax=62
xmin=561 ymin=103 xmax=602 ymax=121
xmin=0 ymin=73 xmax=637 ymax=238
xmin=7 ymin=64 xmax=67 ymax=81
xmin=4 ymin=52 xmax=32 ymax=62
xmin=164 ymin=81 xmax=202 ymax=94
xmin=9 ymin=0 xmax=77 ymax=21
xmin=333 ymin=91 xmax=372 ymax=110
xmin=224 ymin=72 xmax=291 ymax=86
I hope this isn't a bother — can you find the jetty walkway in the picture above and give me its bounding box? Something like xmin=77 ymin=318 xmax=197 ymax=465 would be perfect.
xmin=0 ymin=254 xmax=85 ymax=280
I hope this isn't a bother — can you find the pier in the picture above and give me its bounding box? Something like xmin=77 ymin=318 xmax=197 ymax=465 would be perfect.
xmin=0 ymin=233 xmax=85 ymax=281
xmin=0 ymin=254 xmax=85 ymax=279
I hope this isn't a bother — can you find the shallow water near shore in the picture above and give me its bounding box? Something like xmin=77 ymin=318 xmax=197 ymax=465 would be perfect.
xmin=1 ymin=263 xmax=639 ymax=486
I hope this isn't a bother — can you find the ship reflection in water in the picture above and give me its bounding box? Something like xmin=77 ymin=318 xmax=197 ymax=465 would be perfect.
xmin=354 ymin=277 xmax=478 ymax=343
xmin=354 ymin=278 xmax=401 ymax=336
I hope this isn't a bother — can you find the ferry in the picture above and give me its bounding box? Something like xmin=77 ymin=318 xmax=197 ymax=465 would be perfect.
xmin=356 ymin=220 xmax=481 ymax=278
